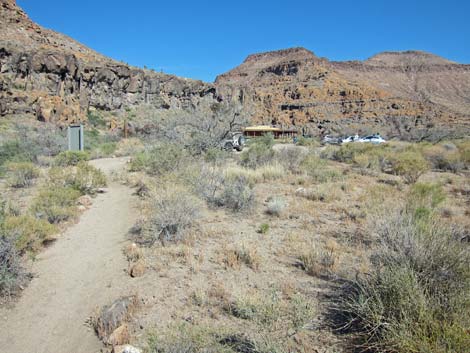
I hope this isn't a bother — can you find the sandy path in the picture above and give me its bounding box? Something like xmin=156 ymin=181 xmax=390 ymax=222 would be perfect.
xmin=0 ymin=157 xmax=138 ymax=353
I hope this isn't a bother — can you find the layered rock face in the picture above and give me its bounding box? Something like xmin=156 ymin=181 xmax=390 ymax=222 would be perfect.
xmin=0 ymin=0 xmax=216 ymax=124
xmin=1 ymin=0 xmax=469 ymax=139
xmin=216 ymin=48 xmax=470 ymax=139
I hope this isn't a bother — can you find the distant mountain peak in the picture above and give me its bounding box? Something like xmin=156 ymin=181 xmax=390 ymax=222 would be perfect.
xmin=243 ymin=47 xmax=316 ymax=64
xmin=366 ymin=50 xmax=455 ymax=66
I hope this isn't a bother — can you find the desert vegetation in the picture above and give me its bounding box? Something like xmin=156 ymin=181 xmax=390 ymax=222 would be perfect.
xmin=117 ymin=126 xmax=469 ymax=352
xmin=1 ymin=115 xmax=469 ymax=353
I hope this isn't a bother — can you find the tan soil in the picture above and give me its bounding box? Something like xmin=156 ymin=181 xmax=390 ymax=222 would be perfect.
xmin=0 ymin=157 xmax=138 ymax=353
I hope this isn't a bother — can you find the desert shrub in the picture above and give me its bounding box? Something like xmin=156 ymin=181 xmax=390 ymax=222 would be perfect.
xmin=3 ymin=215 xmax=57 ymax=253
xmin=240 ymin=142 xmax=275 ymax=169
xmin=0 ymin=235 xmax=30 ymax=298
xmin=192 ymin=166 xmax=255 ymax=212
xmin=389 ymin=150 xmax=430 ymax=184
xmin=5 ymin=162 xmax=40 ymax=188
xmin=406 ymin=182 xmax=446 ymax=218
xmin=48 ymin=162 xmax=106 ymax=195
xmin=0 ymin=140 xmax=36 ymax=166
xmin=296 ymin=136 xmax=320 ymax=147
xmin=335 ymin=209 xmax=470 ymax=352
xmin=129 ymin=143 xmax=187 ymax=176
xmin=223 ymin=244 xmax=261 ymax=271
xmin=147 ymin=324 xmax=232 ymax=353
xmin=54 ymin=150 xmax=90 ymax=166
xmin=266 ymin=196 xmax=286 ymax=217
xmin=257 ymin=223 xmax=270 ymax=234
xmin=298 ymin=246 xmax=338 ymax=277
xmin=422 ymin=144 xmax=463 ymax=172
xmin=203 ymin=147 xmax=230 ymax=166
xmin=31 ymin=187 xmax=80 ymax=224
xmin=300 ymin=154 xmax=342 ymax=183
xmin=276 ymin=146 xmax=308 ymax=173
xmin=141 ymin=188 xmax=200 ymax=245
xmin=217 ymin=175 xmax=255 ymax=212
xmin=295 ymin=184 xmax=342 ymax=203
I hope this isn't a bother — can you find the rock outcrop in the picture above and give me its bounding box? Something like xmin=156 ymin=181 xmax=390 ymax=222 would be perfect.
xmin=215 ymin=48 xmax=470 ymax=139
xmin=0 ymin=0 xmax=217 ymax=124
xmin=1 ymin=0 xmax=469 ymax=140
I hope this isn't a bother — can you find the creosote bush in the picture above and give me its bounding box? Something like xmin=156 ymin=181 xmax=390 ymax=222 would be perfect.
xmin=31 ymin=187 xmax=81 ymax=224
xmin=5 ymin=162 xmax=40 ymax=188
xmin=129 ymin=143 xmax=187 ymax=176
xmin=3 ymin=215 xmax=57 ymax=253
xmin=389 ymin=150 xmax=429 ymax=184
xmin=240 ymin=136 xmax=275 ymax=169
xmin=48 ymin=161 xmax=107 ymax=195
xmin=54 ymin=150 xmax=90 ymax=166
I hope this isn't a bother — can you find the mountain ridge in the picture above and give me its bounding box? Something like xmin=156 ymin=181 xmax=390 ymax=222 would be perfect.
xmin=1 ymin=0 xmax=469 ymax=140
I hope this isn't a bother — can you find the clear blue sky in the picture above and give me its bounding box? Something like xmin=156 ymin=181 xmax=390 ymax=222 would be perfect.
xmin=17 ymin=0 xmax=470 ymax=82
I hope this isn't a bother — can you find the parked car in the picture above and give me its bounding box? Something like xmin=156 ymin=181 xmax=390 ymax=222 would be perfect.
xmin=341 ymin=134 xmax=360 ymax=144
xmin=322 ymin=135 xmax=342 ymax=145
xmin=358 ymin=134 xmax=386 ymax=144
xmin=223 ymin=132 xmax=245 ymax=151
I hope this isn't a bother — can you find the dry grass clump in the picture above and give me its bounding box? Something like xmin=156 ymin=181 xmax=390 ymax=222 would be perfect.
xmin=334 ymin=201 xmax=470 ymax=352
xmin=295 ymin=184 xmax=342 ymax=203
xmin=139 ymin=187 xmax=201 ymax=245
xmin=266 ymin=196 xmax=286 ymax=217
xmin=224 ymin=163 xmax=285 ymax=184
xmin=221 ymin=244 xmax=261 ymax=271
xmin=5 ymin=162 xmax=40 ymax=188
xmin=298 ymin=245 xmax=339 ymax=277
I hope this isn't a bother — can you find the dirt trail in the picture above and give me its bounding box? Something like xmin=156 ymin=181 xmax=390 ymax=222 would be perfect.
xmin=0 ymin=157 xmax=138 ymax=353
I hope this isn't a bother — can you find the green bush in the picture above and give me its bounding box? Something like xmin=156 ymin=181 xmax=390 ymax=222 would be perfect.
xmin=54 ymin=151 xmax=90 ymax=166
xmin=48 ymin=162 xmax=106 ymax=195
xmin=5 ymin=162 xmax=40 ymax=188
xmin=390 ymin=150 xmax=430 ymax=184
xmin=0 ymin=140 xmax=36 ymax=166
xmin=336 ymin=209 xmax=470 ymax=352
xmin=3 ymin=215 xmax=57 ymax=253
xmin=217 ymin=175 xmax=255 ymax=212
xmin=129 ymin=143 xmax=187 ymax=176
xmin=296 ymin=136 xmax=320 ymax=147
xmin=31 ymin=187 xmax=80 ymax=224
xmin=240 ymin=142 xmax=275 ymax=169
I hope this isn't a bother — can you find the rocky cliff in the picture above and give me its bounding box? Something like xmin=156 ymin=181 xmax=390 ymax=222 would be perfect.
xmin=215 ymin=48 xmax=470 ymax=139
xmin=0 ymin=0 xmax=217 ymax=125
xmin=1 ymin=0 xmax=469 ymax=140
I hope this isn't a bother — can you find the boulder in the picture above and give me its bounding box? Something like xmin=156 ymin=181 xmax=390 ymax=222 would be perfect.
xmin=129 ymin=260 xmax=146 ymax=278
xmin=106 ymin=324 xmax=130 ymax=346
xmin=95 ymin=296 xmax=138 ymax=343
